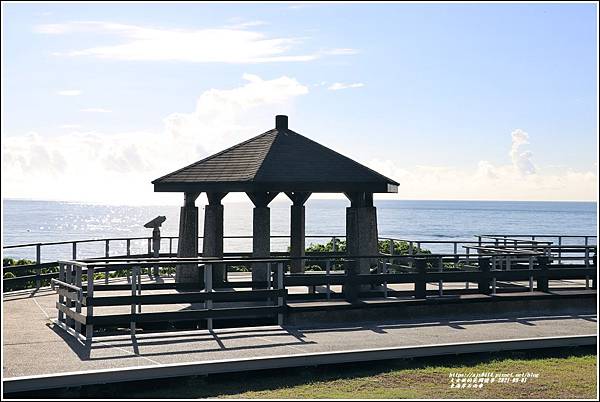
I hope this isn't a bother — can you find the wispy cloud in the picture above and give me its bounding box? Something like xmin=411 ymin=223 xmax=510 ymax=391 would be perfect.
xmin=59 ymin=124 xmax=82 ymax=129
xmin=57 ymin=89 xmax=82 ymax=96
xmin=35 ymin=21 xmax=356 ymax=64
xmin=80 ymin=108 xmax=112 ymax=113
xmin=224 ymin=20 xmax=268 ymax=30
xmin=288 ymin=4 xmax=312 ymax=10
xmin=327 ymin=82 xmax=365 ymax=91
xmin=324 ymin=48 xmax=359 ymax=56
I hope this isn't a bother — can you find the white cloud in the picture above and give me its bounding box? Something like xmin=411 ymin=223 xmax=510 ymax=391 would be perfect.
xmin=2 ymin=74 xmax=308 ymax=204
xmin=510 ymin=128 xmax=536 ymax=175
xmin=164 ymin=73 xmax=308 ymax=153
xmin=35 ymin=21 xmax=355 ymax=64
xmin=367 ymin=130 xmax=597 ymax=202
xmin=327 ymin=82 xmax=365 ymax=91
xmin=80 ymin=108 xmax=112 ymax=113
xmin=57 ymin=90 xmax=82 ymax=96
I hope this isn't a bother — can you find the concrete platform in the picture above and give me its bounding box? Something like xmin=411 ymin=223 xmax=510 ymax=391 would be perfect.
xmin=3 ymin=275 xmax=597 ymax=394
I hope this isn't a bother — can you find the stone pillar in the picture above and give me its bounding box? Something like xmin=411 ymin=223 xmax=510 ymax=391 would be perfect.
xmin=203 ymin=192 xmax=227 ymax=285
xmin=247 ymin=192 xmax=279 ymax=288
xmin=176 ymin=192 xmax=201 ymax=284
xmin=286 ymin=192 xmax=311 ymax=273
xmin=344 ymin=192 xmax=379 ymax=301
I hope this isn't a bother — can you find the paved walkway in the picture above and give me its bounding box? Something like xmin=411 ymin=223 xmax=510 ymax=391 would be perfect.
xmin=3 ymin=286 xmax=596 ymax=380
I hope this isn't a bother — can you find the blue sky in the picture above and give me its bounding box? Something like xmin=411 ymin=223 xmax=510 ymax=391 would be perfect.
xmin=1 ymin=2 xmax=598 ymax=203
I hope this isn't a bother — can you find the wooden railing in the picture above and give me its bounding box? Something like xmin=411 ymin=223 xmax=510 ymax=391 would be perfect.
xmin=52 ymin=257 xmax=288 ymax=344
xmin=49 ymin=251 xmax=597 ymax=344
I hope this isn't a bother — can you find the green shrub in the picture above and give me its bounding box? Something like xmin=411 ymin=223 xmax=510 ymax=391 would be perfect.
xmin=294 ymin=238 xmax=432 ymax=272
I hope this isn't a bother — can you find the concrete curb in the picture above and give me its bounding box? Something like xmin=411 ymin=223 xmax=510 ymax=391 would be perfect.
xmin=3 ymin=334 xmax=596 ymax=394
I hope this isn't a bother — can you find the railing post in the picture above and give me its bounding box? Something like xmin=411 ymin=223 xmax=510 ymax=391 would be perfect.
xmin=408 ymin=242 xmax=414 ymax=268
xmin=147 ymin=238 xmax=152 ymax=256
xmin=491 ymin=256 xmax=497 ymax=295
xmin=453 ymin=242 xmax=459 ymax=270
xmin=592 ymin=254 xmax=597 ymax=290
xmin=332 ymin=237 xmax=337 ymax=253
xmin=205 ymin=263 xmax=213 ymax=331
xmin=74 ymin=265 xmax=82 ymax=335
xmin=557 ymin=236 xmax=562 ymax=264
xmin=126 ymin=239 xmax=131 ymax=257
xmin=528 ymin=255 xmax=534 ymax=292
xmin=65 ymin=264 xmax=73 ymax=328
xmin=437 ymin=256 xmax=443 ymax=296
xmin=277 ymin=262 xmax=284 ymax=326
xmin=72 ymin=242 xmax=77 ymax=260
xmin=466 ymin=247 xmax=471 ymax=267
xmin=169 ymin=238 xmax=173 ymax=256
xmin=86 ymin=265 xmax=94 ymax=345
xmin=585 ymin=246 xmax=590 ymax=289
xmin=130 ymin=265 xmax=138 ymax=334
xmin=477 ymin=257 xmax=491 ymax=295
xmin=343 ymin=259 xmax=359 ymax=303
xmin=585 ymin=247 xmax=590 ymax=269
xmin=415 ymin=257 xmax=427 ymax=299
xmin=136 ymin=265 xmax=142 ymax=306
xmin=325 ymin=260 xmax=331 ymax=299
xmin=383 ymin=258 xmax=388 ymax=298
xmin=58 ymin=263 xmax=65 ymax=323
xmin=536 ymin=256 xmax=549 ymax=292
xmin=104 ymin=240 xmax=110 ymax=284
xmin=35 ymin=244 xmax=41 ymax=288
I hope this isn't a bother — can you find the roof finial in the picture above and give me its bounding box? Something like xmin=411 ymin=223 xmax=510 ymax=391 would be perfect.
xmin=275 ymin=115 xmax=288 ymax=130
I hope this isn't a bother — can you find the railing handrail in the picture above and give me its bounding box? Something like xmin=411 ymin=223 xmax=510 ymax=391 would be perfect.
xmin=60 ymin=252 xmax=558 ymax=268
xmin=480 ymin=234 xmax=597 ymax=238
xmin=2 ymin=234 xmax=351 ymax=249
xmin=5 ymin=233 xmax=597 ymax=250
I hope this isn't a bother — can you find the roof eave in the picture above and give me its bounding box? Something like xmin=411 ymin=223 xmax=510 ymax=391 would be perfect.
xmin=154 ymin=181 xmax=399 ymax=194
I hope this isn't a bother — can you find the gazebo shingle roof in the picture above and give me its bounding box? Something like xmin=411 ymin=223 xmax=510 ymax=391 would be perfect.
xmin=153 ymin=116 xmax=399 ymax=193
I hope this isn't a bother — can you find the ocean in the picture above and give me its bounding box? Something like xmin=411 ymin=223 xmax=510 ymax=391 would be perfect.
xmin=2 ymin=199 xmax=597 ymax=262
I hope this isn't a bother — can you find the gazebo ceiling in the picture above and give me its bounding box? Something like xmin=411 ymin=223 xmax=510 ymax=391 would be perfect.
xmin=153 ymin=115 xmax=399 ymax=194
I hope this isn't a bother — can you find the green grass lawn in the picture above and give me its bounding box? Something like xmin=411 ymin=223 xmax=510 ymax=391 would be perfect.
xmin=18 ymin=347 xmax=598 ymax=399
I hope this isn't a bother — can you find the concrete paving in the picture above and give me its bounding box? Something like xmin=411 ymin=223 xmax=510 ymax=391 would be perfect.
xmin=3 ymin=280 xmax=597 ymax=381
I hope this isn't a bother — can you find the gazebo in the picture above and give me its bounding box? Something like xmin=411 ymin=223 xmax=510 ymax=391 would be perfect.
xmin=152 ymin=115 xmax=399 ymax=287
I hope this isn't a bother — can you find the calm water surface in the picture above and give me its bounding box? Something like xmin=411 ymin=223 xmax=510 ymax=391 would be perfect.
xmin=2 ymin=199 xmax=597 ymax=261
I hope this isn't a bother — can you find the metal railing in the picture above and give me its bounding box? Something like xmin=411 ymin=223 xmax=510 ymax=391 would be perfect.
xmin=4 ymin=234 xmax=597 ymax=292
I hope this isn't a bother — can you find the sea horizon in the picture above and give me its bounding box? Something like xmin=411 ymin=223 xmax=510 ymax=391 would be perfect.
xmin=2 ymin=197 xmax=598 ymax=207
